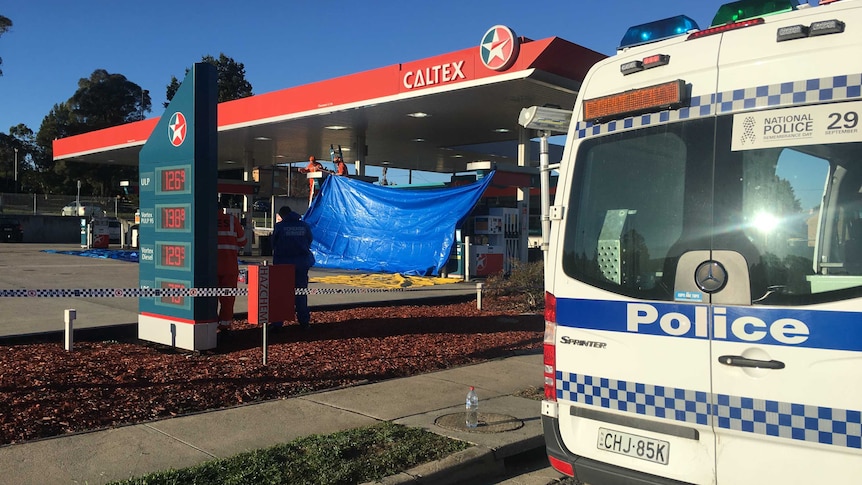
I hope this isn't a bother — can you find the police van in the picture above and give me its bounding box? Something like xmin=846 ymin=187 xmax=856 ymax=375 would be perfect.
xmin=542 ymin=1 xmax=862 ymax=483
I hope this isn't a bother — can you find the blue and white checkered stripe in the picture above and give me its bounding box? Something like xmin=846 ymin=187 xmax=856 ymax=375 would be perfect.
xmin=714 ymin=395 xmax=862 ymax=448
xmin=575 ymin=74 xmax=862 ymax=139
xmin=716 ymin=75 xmax=862 ymax=114
xmin=575 ymin=93 xmax=715 ymax=139
xmin=559 ymin=372 xmax=712 ymax=426
xmin=558 ymin=371 xmax=862 ymax=450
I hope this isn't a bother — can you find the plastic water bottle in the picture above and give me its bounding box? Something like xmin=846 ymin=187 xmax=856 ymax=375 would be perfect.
xmin=465 ymin=386 xmax=479 ymax=428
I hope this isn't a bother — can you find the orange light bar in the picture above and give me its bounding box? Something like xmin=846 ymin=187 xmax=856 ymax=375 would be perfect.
xmin=583 ymin=79 xmax=687 ymax=122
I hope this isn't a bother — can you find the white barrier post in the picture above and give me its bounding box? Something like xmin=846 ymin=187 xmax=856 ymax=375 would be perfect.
xmin=464 ymin=236 xmax=471 ymax=283
xmin=476 ymin=282 xmax=484 ymax=310
xmin=259 ymin=262 xmax=270 ymax=366
xmin=64 ymin=309 xmax=76 ymax=351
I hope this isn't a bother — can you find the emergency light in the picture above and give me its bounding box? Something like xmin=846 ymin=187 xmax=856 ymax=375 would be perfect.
xmin=618 ymin=15 xmax=700 ymax=49
xmin=688 ymin=17 xmax=765 ymax=40
xmin=582 ymin=79 xmax=687 ymax=123
xmin=777 ymin=19 xmax=845 ymax=41
xmin=710 ymin=0 xmax=797 ymax=27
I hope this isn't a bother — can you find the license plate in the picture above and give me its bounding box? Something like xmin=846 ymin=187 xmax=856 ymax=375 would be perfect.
xmin=597 ymin=427 xmax=670 ymax=465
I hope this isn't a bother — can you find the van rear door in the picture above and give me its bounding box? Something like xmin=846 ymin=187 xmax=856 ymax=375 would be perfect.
xmin=706 ymin=14 xmax=862 ymax=482
xmin=550 ymin=32 xmax=724 ymax=484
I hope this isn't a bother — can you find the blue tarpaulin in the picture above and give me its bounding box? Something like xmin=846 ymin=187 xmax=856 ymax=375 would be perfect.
xmin=42 ymin=248 xmax=140 ymax=262
xmin=303 ymin=172 xmax=495 ymax=276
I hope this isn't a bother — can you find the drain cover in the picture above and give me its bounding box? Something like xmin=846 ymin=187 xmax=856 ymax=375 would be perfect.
xmin=435 ymin=412 xmax=524 ymax=433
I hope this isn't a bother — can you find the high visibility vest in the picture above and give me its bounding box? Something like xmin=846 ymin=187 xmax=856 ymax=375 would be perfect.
xmin=217 ymin=211 xmax=246 ymax=274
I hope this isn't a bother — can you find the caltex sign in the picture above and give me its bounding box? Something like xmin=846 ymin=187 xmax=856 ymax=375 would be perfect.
xmin=480 ymin=25 xmax=520 ymax=71
xmin=168 ymin=112 xmax=187 ymax=147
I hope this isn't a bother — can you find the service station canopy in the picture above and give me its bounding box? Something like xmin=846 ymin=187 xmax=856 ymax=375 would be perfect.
xmin=53 ymin=33 xmax=605 ymax=176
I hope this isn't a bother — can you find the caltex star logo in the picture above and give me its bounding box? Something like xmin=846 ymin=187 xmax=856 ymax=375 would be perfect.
xmin=168 ymin=112 xmax=187 ymax=147
xmin=477 ymin=253 xmax=488 ymax=271
xmin=480 ymin=25 xmax=519 ymax=71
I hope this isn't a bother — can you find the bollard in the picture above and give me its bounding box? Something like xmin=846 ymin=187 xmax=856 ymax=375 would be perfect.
xmin=64 ymin=309 xmax=76 ymax=351
xmin=476 ymin=282 xmax=484 ymax=310
xmin=262 ymin=322 xmax=268 ymax=366
xmin=464 ymin=236 xmax=471 ymax=283
xmin=261 ymin=261 xmax=269 ymax=366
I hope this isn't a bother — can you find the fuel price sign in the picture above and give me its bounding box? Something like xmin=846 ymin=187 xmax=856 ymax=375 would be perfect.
xmin=138 ymin=62 xmax=219 ymax=351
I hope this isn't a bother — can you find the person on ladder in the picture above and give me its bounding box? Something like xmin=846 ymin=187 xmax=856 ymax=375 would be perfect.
xmin=299 ymin=156 xmax=325 ymax=205
xmin=333 ymin=155 xmax=348 ymax=176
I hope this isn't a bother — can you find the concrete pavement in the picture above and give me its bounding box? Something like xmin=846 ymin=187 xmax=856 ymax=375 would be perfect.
xmin=0 ymin=243 xmax=562 ymax=484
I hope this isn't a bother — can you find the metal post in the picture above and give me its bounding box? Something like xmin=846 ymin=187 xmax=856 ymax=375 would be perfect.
xmin=262 ymin=319 xmax=268 ymax=366
xmin=64 ymin=309 xmax=76 ymax=351
xmin=464 ymin=236 xmax=471 ymax=282
xmin=540 ymin=131 xmax=551 ymax=267
xmin=476 ymin=282 xmax=484 ymax=310
xmin=261 ymin=261 xmax=269 ymax=366
xmin=13 ymin=148 xmax=18 ymax=194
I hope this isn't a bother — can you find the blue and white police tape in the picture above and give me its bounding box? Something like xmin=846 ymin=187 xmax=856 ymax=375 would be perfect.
xmin=0 ymin=286 xmax=409 ymax=298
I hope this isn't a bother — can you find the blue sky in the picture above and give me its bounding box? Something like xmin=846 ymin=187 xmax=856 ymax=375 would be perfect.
xmin=0 ymin=1 xmax=738 ymax=135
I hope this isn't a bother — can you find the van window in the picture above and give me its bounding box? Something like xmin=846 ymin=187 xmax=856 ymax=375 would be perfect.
xmin=563 ymin=115 xmax=862 ymax=304
xmin=737 ymin=149 xmax=829 ymax=296
xmin=562 ymin=119 xmax=712 ymax=300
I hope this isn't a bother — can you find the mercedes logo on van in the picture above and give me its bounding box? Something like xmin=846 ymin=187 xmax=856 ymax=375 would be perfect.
xmin=695 ymin=260 xmax=727 ymax=293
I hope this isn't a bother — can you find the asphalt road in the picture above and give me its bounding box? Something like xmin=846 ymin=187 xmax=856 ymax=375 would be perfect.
xmin=0 ymin=243 xmax=480 ymax=338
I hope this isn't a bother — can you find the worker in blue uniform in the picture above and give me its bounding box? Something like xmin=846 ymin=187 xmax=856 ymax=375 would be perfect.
xmin=271 ymin=206 xmax=314 ymax=329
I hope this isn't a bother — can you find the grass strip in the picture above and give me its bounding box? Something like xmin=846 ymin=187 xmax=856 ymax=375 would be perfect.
xmin=109 ymin=421 xmax=471 ymax=485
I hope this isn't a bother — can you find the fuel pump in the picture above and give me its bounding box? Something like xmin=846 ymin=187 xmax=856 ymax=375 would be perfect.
xmin=471 ymin=207 xmax=520 ymax=277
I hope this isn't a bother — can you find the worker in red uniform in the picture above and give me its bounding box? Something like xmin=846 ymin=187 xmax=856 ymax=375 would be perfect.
xmin=299 ymin=156 xmax=325 ymax=204
xmin=334 ymin=155 xmax=348 ymax=176
xmin=216 ymin=201 xmax=247 ymax=332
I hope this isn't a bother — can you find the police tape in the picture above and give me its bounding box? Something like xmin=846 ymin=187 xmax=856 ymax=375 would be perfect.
xmin=0 ymin=286 xmax=411 ymax=298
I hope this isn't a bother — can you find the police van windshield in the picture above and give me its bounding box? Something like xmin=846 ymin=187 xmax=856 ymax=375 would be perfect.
xmin=562 ymin=115 xmax=862 ymax=305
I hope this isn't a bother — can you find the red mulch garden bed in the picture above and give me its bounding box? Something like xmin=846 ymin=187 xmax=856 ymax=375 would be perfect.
xmin=0 ymin=299 xmax=542 ymax=446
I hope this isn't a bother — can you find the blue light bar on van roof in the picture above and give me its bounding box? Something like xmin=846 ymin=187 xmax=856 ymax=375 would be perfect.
xmin=619 ymin=15 xmax=700 ymax=49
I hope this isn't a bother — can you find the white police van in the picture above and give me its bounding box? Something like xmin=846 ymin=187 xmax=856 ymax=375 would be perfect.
xmin=541 ymin=1 xmax=862 ymax=483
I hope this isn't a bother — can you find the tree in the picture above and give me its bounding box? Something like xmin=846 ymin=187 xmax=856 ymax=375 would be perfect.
xmin=2 ymin=125 xmax=39 ymax=193
xmin=0 ymin=15 xmax=11 ymax=77
xmin=165 ymin=53 xmax=253 ymax=107
xmin=69 ymin=69 xmax=152 ymax=130
xmin=0 ymin=132 xmax=15 ymax=191
xmin=31 ymin=70 xmax=149 ymax=195
xmin=34 ymin=104 xmax=78 ymax=194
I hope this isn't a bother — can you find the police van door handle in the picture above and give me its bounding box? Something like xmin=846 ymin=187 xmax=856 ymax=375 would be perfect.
xmin=718 ymin=355 xmax=785 ymax=369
